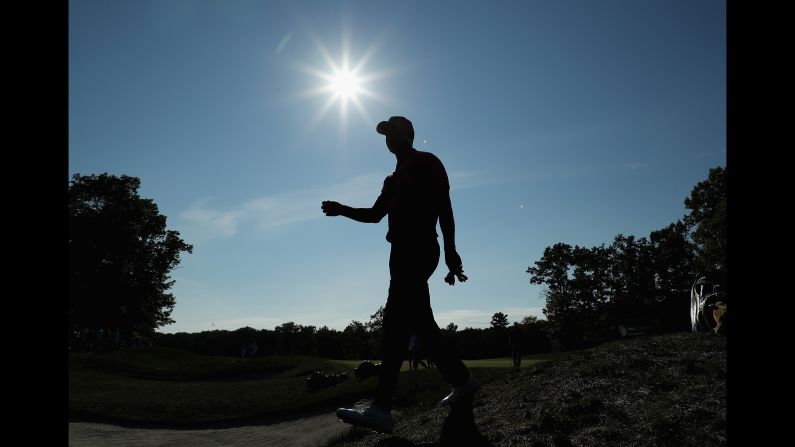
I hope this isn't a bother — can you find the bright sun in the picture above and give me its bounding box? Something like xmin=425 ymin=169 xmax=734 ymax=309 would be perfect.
xmin=329 ymin=69 xmax=362 ymax=100
xmin=296 ymin=29 xmax=392 ymax=131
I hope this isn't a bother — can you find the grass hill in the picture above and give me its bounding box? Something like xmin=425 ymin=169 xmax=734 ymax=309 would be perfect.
xmin=69 ymin=347 xmax=521 ymax=427
xmin=69 ymin=348 xmax=378 ymax=426
xmin=327 ymin=332 xmax=726 ymax=447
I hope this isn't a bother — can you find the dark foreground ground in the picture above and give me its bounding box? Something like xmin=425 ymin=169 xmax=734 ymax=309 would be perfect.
xmin=327 ymin=332 xmax=726 ymax=447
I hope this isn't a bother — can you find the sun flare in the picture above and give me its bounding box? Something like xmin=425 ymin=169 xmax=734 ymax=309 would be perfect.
xmin=329 ymin=69 xmax=362 ymax=100
xmin=295 ymin=27 xmax=393 ymax=132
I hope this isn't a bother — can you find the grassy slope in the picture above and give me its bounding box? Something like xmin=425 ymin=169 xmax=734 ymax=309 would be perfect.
xmin=69 ymin=348 xmax=550 ymax=427
xmin=69 ymin=348 xmax=378 ymax=426
xmin=327 ymin=332 xmax=727 ymax=447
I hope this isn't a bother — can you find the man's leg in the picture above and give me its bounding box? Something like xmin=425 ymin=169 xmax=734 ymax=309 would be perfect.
xmin=371 ymin=241 xmax=438 ymax=410
xmin=414 ymin=303 xmax=480 ymax=406
xmin=336 ymin=292 xmax=407 ymax=434
xmin=337 ymin=242 xmax=427 ymax=432
xmin=372 ymin=295 xmax=411 ymax=412
xmin=413 ymin=301 xmax=471 ymax=388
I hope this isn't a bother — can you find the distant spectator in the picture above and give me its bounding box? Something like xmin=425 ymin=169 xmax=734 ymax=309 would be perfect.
xmin=93 ymin=328 xmax=105 ymax=351
xmin=408 ymin=335 xmax=428 ymax=370
xmin=509 ymin=326 xmax=523 ymax=369
xmin=241 ymin=341 xmax=258 ymax=358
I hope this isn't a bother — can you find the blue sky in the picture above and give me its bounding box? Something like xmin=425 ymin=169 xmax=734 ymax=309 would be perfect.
xmin=69 ymin=0 xmax=725 ymax=333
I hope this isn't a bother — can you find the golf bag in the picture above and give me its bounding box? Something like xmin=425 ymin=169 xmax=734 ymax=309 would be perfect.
xmin=690 ymin=276 xmax=727 ymax=334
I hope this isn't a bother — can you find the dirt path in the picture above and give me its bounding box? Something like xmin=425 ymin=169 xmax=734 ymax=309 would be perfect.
xmin=68 ymin=411 xmax=350 ymax=447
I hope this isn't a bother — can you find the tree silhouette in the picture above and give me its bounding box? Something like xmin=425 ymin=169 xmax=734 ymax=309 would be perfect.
xmin=366 ymin=306 xmax=385 ymax=333
xmin=69 ymin=173 xmax=192 ymax=346
xmin=607 ymin=234 xmax=656 ymax=321
xmin=527 ymin=166 xmax=726 ymax=349
xmin=274 ymin=321 xmax=300 ymax=354
xmin=650 ymin=221 xmax=696 ymax=331
xmin=684 ymin=166 xmax=727 ymax=285
xmin=490 ymin=312 xmax=509 ymax=330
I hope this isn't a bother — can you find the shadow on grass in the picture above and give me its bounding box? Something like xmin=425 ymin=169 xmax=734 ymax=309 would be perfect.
xmin=373 ymin=399 xmax=492 ymax=447
xmin=70 ymin=382 xmax=377 ymax=430
xmin=439 ymin=399 xmax=491 ymax=447
xmin=375 ymin=439 xmax=433 ymax=447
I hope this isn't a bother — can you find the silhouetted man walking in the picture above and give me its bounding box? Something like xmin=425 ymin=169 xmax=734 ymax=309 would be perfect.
xmin=322 ymin=116 xmax=479 ymax=434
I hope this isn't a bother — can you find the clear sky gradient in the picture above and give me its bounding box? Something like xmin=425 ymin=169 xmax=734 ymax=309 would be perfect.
xmin=69 ymin=0 xmax=726 ymax=333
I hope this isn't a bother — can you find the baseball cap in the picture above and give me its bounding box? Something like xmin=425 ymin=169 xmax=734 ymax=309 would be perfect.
xmin=376 ymin=116 xmax=414 ymax=143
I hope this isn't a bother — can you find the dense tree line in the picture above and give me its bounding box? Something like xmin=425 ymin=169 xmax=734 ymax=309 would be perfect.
xmin=153 ymin=310 xmax=553 ymax=359
xmin=527 ymin=166 xmax=726 ymax=350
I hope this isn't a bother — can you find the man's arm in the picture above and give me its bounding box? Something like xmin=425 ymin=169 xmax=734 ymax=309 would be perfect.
xmin=439 ymin=191 xmax=460 ymax=266
xmin=439 ymin=188 xmax=468 ymax=284
xmin=322 ymin=191 xmax=388 ymax=223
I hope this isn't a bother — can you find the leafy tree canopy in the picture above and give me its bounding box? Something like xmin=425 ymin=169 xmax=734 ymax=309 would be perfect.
xmin=491 ymin=312 xmax=509 ymax=330
xmin=684 ymin=166 xmax=727 ymax=279
xmin=69 ymin=173 xmax=193 ymax=338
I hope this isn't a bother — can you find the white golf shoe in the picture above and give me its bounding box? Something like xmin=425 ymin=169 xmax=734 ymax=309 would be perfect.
xmin=439 ymin=375 xmax=480 ymax=407
xmin=336 ymin=402 xmax=393 ymax=434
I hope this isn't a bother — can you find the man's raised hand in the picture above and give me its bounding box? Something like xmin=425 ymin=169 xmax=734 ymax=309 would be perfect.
xmin=322 ymin=200 xmax=343 ymax=216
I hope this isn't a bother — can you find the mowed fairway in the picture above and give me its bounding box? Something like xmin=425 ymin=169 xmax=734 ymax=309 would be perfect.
xmin=70 ymin=348 xmax=561 ymax=426
xmin=331 ymin=352 xmax=565 ymax=370
xmin=464 ymin=354 xmax=566 ymax=368
xmin=70 ymin=348 xmax=377 ymax=425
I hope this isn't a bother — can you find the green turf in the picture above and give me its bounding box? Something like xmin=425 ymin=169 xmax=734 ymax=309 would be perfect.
xmin=70 ymin=348 xmax=374 ymax=425
xmin=330 ymin=352 xmax=563 ymax=371
xmin=70 ymin=349 xmax=558 ymax=425
xmin=463 ymin=353 xmax=566 ymax=369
